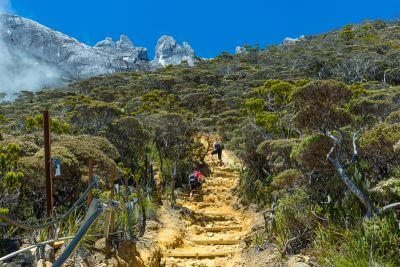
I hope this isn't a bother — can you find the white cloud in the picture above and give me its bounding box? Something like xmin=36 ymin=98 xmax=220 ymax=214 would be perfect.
xmin=0 ymin=3 xmax=63 ymax=100
xmin=0 ymin=0 xmax=12 ymax=14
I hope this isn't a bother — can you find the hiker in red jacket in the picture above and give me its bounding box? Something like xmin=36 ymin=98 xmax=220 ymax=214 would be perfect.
xmin=189 ymin=170 xmax=203 ymax=200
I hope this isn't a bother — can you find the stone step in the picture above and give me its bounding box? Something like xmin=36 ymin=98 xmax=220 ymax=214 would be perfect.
xmin=190 ymin=239 xmax=241 ymax=245
xmin=163 ymin=250 xmax=236 ymax=259
xmin=203 ymin=226 xmax=243 ymax=232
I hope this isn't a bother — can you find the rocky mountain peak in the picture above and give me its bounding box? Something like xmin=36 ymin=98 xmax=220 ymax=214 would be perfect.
xmin=154 ymin=35 xmax=196 ymax=66
xmin=116 ymin=35 xmax=134 ymax=50
xmin=95 ymin=37 xmax=115 ymax=48
xmin=0 ymin=14 xmax=197 ymax=84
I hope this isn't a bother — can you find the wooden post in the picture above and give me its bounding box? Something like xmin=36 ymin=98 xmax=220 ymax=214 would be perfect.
xmin=125 ymin=174 xmax=129 ymax=193
xmin=87 ymin=160 xmax=94 ymax=205
xmin=43 ymin=110 xmax=53 ymax=217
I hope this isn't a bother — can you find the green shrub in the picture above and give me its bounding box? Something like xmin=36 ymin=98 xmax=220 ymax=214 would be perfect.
xmin=291 ymin=134 xmax=333 ymax=171
xmin=275 ymin=188 xmax=316 ymax=253
xmin=254 ymin=112 xmax=280 ymax=133
xmin=245 ymin=98 xmax=265 ymax=113
xmin=314 ymin=215 xmax=400 ymax=266
xmin=360 ymin=123 xmax=400 ymax=174
xmin=271 ymin=169 xmax=304 ymax=190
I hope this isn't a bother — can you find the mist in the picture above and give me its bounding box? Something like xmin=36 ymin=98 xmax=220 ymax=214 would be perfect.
xmin=0 ymin=0 xmax=63 ymax=101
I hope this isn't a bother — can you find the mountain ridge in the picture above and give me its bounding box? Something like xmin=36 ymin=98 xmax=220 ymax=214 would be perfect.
xmin=0 ymin=14 xmax=198 ymax=80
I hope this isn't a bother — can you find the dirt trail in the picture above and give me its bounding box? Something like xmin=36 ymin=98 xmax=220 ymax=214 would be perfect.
xmin=158 ymin=150 xmax=255 ymax=267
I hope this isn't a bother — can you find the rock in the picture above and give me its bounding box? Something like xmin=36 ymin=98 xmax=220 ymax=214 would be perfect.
xmin=44 ymin=245 xmax=54 ymax=262
xmin=13 ymin=249 xmax=34 ymax=266
xmin=116 ymin=35 xmax=134 ymax=50
xmin=153 ymin=35 xmax=196 ymax=67
xmin=146 ymin=220 xmax=160 ymax=231
xmin=106 ymin=257 xmax=119 ymax=267
xmin=37 ymin=259 xmax=45 ymax=267
xmin=0 ymin=14 xmax=149 ymax=79
xmin=95 ymin=238 xmax=107 ymax=251
xmin=0 ymin=239 xmax=20 ymax=256
xmin=283 ymin=35 xmax=306 ymax=46
xmin=117 ymin=240 xmax=145 ymax=267
xmin=235 ymin=46 xmax=247 ymax=54
xmin=92 ymin=252 xmax=106 ymax=264
xmin=0 ymin=14 xmax=197 ymax=85
xmin=286 ymin=255 xmax=311 ymax=267
xmin=95 ymin=37 xmax=115 ymax=48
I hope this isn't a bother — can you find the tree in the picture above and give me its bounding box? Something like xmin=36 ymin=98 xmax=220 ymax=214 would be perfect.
xmin=293 ymin=80 xmax=400 ymax=219
xmin=143 ymin=112 xmax=200 ymax=206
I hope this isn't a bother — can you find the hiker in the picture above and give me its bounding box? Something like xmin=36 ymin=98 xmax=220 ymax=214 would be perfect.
xmin=188 ymin=170 xmax=203 ymax=200
xmin=211 ymin=141 xmax=224 ymax=166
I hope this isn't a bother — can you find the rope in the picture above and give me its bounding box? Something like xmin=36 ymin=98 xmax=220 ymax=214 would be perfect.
xmin=0 ymin=181 xmax=97 ymax=230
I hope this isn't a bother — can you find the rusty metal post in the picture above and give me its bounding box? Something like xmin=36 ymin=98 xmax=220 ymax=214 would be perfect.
xmin=87 ymin=160 xmax=94 ymax=205
xmin=43 ymin=110 xmax=53 ymax=217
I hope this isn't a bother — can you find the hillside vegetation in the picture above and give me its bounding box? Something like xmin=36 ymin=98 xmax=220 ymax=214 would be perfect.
xmin=1 ymin=20 xmax=400 ymax=265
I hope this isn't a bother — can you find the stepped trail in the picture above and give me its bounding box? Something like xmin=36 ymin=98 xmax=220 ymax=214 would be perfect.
xmin=154 ymin=149 xmax=259 ymax=267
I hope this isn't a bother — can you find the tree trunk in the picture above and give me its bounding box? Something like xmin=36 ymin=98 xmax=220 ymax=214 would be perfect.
xmin=171 ymin=160 xmax=177 ymax=207
xmin=328 ymin=157 xmax=374 ymax=218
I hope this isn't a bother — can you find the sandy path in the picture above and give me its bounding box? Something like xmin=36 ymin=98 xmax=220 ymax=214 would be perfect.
xmin=158 ymin=150 xmax=255 ymax=267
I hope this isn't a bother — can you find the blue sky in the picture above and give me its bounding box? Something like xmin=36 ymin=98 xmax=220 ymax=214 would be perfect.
xmin=6 ymin=0 xmax=400 ymax=58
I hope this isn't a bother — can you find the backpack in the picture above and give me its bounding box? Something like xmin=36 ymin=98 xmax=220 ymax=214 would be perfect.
xmin=214 ymin=142 xmax=221 ymax=150
xmin=189 ymin=173 xmax=196 ymax=183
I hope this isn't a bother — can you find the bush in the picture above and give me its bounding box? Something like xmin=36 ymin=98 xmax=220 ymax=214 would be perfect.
xmin=360 ymin=123 xmax=400 ymax=177
xmin=275 ymin=188 xmax=316 ymax=254
xmin=271 ymin=169 xmax=304 ymax=191
xmin=291 ymin=134 xmax=333 ymax=171
xmin=314 ymin=215 xmax=400 ymax=266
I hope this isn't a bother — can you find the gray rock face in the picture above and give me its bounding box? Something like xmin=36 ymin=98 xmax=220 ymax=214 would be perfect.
xmin=283 ymin=35 xmax=306 ymax=46
xmin=0 ymin=14 xmax=197 ymax=81
xmin=235 ymin=46 xmax=247 ymax=54
xmin=153 ymin=35 xmax=197 ymax=67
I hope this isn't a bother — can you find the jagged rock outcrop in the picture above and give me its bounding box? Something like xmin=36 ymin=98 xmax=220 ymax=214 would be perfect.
xmin=235 ymin=46 xmax=247 ymax=54
xmin=283 ymin=35 xmax=306 ymax=45
xmin=0 ymin=14 xmax=197 ymax=81
xmin=153 ymin=35 xmax=197 ymax=67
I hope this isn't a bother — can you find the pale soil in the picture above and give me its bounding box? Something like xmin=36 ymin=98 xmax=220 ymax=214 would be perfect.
xmin=136 ymin=148 xmax=314 ymax=267
xmin=142 ymin=149 xmax=276 ymax=267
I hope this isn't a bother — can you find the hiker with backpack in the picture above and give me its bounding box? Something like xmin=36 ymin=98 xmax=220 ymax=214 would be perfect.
xmin=188 ymin=170 xmax=203 ymax=200
xmin=212 ymin=141 xmax=225 ymax=166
